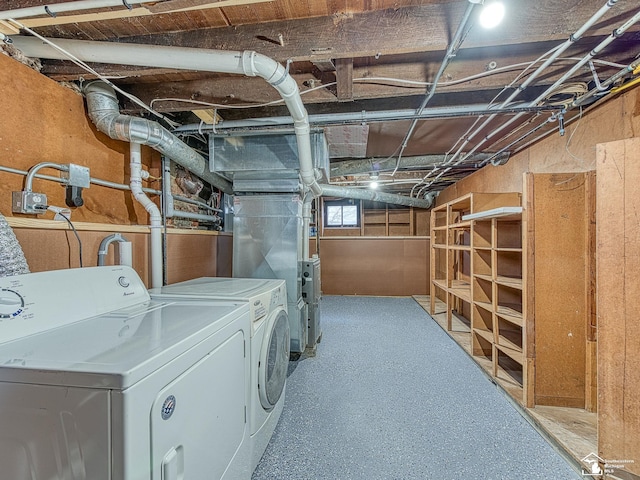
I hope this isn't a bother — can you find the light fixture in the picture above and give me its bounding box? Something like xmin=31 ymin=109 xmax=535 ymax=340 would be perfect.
xmin=369 ymin=171 xmax=379 ymax=189
xmin=479 ymin=1 xmax=505 ymax=29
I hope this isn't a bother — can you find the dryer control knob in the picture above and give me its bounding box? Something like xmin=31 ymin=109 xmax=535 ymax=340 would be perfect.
xmin=0 ymin=289 xmax=25 ymax=318
xmin=118 ymin=276 xmax=130 ymax=288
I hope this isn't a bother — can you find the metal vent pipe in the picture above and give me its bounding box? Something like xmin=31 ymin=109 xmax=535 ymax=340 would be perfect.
xmin=83 ymin=81 xmax=232 ymax=194
xmin=13 ymin=36 xmax=436 ymax=208
xmin=11 ymin=37 xmax=319 ymax=194
xmin=0 ymin=213 xmax=30 ymax=277
xmin=319 ymin=184 xmax=437 ymax=209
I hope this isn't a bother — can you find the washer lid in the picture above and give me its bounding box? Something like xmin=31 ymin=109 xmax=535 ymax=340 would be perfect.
xmin=150 ymin=277 xmax=284 ymax=301
xmin=0 ymin=299 xmax=248 ymax=390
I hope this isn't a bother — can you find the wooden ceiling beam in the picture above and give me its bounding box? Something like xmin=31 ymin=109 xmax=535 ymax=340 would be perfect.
xmin=105 ymin=0 xmax=640 ymax=62
xmin=335 ymin=58 xmax=354 ymax=102
xmin=109 ymin=42 xmax=635 ymax=113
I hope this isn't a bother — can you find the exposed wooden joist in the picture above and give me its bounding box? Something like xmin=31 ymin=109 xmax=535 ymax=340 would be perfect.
xmin=0 ymin=0 xmax=275 ymax=34
xmin=335 ymin=58 xmax=353 ymax=102
xmin=106 ymin=41 xmax=627 ymax=113
xmin=98 ymin=1 xmax=640 ymax=61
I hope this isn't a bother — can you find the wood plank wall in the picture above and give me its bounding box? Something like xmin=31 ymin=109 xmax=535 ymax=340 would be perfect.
xmin=596 ymin=137 xmax=640 ymax=476
xmin=1 ymin=53 xmax=159 ymax=226
xmin=527 ymin=172 xmax=591 ymax=408
xmin=9 ymin=219 xmax=229 ymax=287
xmin=319 ymin=237 xmax=429 ymax=296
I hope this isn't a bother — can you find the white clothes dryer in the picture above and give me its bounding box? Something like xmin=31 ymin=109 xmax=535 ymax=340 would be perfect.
xmin=149 ymin=277 xmax=289 ymax=471
xmin=0 ymin=266 xmax=252 ymax=480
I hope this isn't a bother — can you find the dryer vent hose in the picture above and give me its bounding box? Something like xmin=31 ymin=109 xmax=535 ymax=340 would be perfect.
xmin=0 ymin=213 xmax=30 ymax=277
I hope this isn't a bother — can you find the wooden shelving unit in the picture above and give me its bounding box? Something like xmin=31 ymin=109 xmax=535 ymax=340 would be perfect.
xmin=429 ymin=193 xmax=520 ymax=332
xmin=467 ymin=208 xmax=527 ymax=402
xmin=429 ymin=174 xmax=594 ymax=410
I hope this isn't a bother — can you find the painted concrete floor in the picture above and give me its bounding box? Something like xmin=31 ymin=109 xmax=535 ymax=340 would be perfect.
xmin=252 ymin=296 xmax=580 ymax=480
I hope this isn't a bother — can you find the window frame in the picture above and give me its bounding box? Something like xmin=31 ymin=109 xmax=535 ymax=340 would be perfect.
xmin=323 ymin=199 xmax=361 ymax=228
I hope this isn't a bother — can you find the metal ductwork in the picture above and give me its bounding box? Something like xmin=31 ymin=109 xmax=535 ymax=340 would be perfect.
xmin=14 ymin=36 xmax=441 ymax=209
xmin=330 ymin=152 xmax=510 ymax=177
xmin=11 ymin=37 xmax=318 ymax=194
xmin=83 ymin=81 xmax=232 ymax=194
xmin=319 ymin=184 xmax=437 ymax=209
xmin=0 ymin=213 xmax=30 ymax=277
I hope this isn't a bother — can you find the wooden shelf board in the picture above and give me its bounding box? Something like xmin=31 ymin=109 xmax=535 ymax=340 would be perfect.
xmin=498 ymin=330 xmax=523 ymax=353
xmin=496 ymin=247 xmax=523 ymax=252
xmin=450 ymin=245 xmax=471 ymax=251
xmin=496 ymin=343 xmax=525 ymax=365
xmin=495 ymin=363 xmax=524 ymax=387
xmin=495 ymin=309 xmax=524 ymax=327
xmin=473 ymin=328 xmax=494 ymax=344
xmin=473 ymin=300 xmax=493 ymax=312
xmin=462 ymin=206 xmax=523 ymax=221
xmin=495 ymin=276 xmax=523 ymax=290
xmin=432 ymin=244 xmax=447 ymax=249
xmin=449 ymin=220 xmax=472 ymax=229
xmin=450 ymin=282 xmax=471 ymax=303
xmin=473 ymin=273 xmax=493 ymax=282
xmin=432 ymin=279 xmax=448 ymax=292
xmin=473 ymin=245 xmax=492 ymax=251
xmin=496 ymin=304 xmax=523 ymax=324
xmin=432 ymin=226 xmax=448 ymax=231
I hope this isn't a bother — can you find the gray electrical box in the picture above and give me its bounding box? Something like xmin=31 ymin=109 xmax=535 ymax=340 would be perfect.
xmin=12 ymin=191 xmax=48 ymax=215
xmin=301 ymin=257 xmax=322 ymax=353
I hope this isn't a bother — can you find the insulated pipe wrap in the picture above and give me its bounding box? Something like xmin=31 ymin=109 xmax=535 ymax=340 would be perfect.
xmin=320 ymin=184 xmax=436 ymax=209
xmin=84 ymin=81 xmax=232 ymax=193
xmin=0 ymin=213 xmax=30 ymax=277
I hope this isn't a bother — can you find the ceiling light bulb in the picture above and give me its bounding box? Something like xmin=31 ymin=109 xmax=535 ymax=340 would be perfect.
xmin=479 ymin=2 xmax=505 ymax=29
xmin=370 ymin=181 xmax=379 ymax=189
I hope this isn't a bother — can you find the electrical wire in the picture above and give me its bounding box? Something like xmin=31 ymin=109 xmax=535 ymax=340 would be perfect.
xmin=58 ymin=213 xmax=83 ymax=268
xmin=9 ymin=19 xmax=180 ymax=128
xmin=148 ymin=58 xmax=623 ymax=112
xmin=564 ymin=106 xmax=586 ymax=166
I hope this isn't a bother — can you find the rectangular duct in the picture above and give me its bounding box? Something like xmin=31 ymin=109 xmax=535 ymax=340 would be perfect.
xmin=209 ymin=132 xmax=329 ymax=192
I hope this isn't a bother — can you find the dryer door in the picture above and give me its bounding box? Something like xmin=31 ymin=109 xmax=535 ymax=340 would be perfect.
xmin=258 ymin=309 xmax=290 ymax=411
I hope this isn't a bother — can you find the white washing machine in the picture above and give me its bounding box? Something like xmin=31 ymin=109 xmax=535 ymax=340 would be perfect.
xmin=149 ymin=277 xmax=289 ymax=471
xmin=0 ymin=266 xmax=252 ymax=480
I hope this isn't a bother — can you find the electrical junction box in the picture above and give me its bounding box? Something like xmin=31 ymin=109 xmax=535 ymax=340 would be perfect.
xmin=12 ymin=191 xmax=48 ymax=215
xmin=62 ymin=164 xmax=91 ymax=188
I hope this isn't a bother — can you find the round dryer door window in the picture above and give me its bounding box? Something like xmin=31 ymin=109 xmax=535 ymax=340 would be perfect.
xmin=259 ymin=309 xmax=290 ymax=411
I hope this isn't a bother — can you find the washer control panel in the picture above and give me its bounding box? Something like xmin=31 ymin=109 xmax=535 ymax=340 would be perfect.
xmin=0 ymin=266 xmax=149 ymax=345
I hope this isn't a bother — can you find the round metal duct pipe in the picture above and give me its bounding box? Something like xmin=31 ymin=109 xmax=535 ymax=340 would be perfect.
xmin=320 ymin=184 xmax=436 ymax=209
xmin=83 ymin=81 xmax=232 ymax=194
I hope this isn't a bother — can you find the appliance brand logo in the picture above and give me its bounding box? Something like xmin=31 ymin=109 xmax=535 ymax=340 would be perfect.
xmin=161 ymin=395 xmax=176 ymax=420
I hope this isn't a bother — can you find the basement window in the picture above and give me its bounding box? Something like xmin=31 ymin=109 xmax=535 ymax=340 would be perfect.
xmin=324 ymin=200 xmax=360 ymax=228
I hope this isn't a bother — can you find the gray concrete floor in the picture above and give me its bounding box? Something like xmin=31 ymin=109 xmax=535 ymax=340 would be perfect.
xmin=252 ymin=296 xmax=580 ymax=480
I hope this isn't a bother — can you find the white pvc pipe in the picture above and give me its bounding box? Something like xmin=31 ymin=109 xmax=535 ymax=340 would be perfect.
xmin=0 ymin=0 xmax=153 ymax=20
xmin=129 ymin=142 xmax=163 ymax=288
xmin=10 ymin=36 xmax=321 ymax=196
